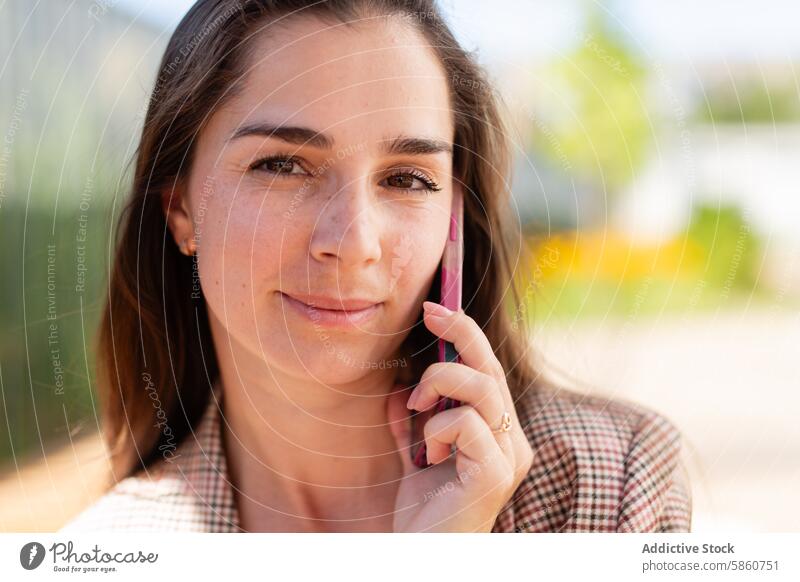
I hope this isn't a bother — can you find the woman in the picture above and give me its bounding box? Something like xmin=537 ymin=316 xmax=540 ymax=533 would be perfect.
xmin=61 ymin=0 xmax=691 ymax=533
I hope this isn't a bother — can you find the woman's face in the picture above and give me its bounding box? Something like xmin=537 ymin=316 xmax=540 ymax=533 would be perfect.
xmin=176 ymin=15 xmax=455 ymax=383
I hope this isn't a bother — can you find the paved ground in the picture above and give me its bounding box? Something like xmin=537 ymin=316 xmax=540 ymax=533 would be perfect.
xmin=0 ymin=432 xmax=108 ymax=532
xmin=533 ymin=304 xmax=800 ymax=532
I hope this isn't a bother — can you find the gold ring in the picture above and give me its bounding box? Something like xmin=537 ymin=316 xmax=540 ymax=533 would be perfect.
xmin=491 ymin=411 xmax=512 ymax=433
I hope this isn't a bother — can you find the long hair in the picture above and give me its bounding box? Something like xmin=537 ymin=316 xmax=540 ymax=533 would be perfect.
xmin=98 ymin=0 xmax=551 ymax=482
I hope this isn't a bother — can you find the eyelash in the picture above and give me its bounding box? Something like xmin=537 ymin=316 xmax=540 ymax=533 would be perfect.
xmin=248 ymin=153 xmax=443 ymax=194
xmin=385 ymin=168 xmax=443 ymax=194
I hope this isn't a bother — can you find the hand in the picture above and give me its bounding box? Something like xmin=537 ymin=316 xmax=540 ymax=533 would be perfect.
xmin=386 ymin=301 xmax=534 ymax=532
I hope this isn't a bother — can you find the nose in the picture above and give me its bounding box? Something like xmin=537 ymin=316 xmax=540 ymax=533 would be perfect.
xmin=309 ymin=180 xmax=382 ymax=267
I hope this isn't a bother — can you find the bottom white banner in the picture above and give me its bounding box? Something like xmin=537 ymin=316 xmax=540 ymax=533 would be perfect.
xmin=1 ymin=533 xmax=798 ymax=581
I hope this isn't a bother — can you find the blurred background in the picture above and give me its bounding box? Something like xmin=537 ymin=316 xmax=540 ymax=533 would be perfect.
xmin=1 ymin=0 xmax=798 ymax=532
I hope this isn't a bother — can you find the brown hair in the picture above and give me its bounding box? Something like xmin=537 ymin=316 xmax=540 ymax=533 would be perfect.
xmin=98 ymin=0 xmax=550 ymax=482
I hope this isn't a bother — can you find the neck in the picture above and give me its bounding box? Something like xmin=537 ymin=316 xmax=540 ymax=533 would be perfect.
xmin=211 ymin=330 xmax=407 ymax=530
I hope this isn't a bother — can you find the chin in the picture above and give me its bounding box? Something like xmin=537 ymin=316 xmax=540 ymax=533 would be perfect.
xmin=263 ymin=334 xmax=395 ymax=383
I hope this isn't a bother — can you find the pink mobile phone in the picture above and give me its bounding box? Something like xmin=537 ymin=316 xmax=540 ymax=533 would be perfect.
xmin=410 ymin=187 xmax=464 ymax=468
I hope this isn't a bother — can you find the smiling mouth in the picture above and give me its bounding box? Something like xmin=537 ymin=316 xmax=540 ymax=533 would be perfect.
xmin=278 ymin=292 xmax=383 ymax=327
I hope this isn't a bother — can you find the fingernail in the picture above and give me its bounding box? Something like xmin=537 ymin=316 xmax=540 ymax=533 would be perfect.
xmin=423 ymin=301 xmax=452 ymax=317
xmin=406 ymin=389 xmax=418 ymax=409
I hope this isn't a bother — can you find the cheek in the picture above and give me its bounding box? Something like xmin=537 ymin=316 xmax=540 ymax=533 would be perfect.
xmin=388 ymin=213 xmax=449 ymax=301
xmin=195 ymin=196 xmax=287 ymax=310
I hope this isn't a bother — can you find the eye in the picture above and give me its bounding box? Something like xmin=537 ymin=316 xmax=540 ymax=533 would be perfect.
xmin=249 ymin=154 xmax=310 ymax=177
xmin=382 ymin=168 xmax=442 ymax=194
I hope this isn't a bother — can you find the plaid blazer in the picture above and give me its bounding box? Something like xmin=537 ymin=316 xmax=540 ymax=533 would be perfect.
xmin=59 ymin=383 xmax=692 ymax=533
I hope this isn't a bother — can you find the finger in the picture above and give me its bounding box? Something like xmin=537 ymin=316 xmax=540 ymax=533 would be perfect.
xmin=409 ymin=362 xmax=505 ymax=430
xmin=420 ymin=303 xmax=532 ymax=477
xmin=386 ymin=383 xmax=418 ymax=475
xmin=410 ymin=372 xmax=529 ymax=482
xmin=420 ymin=303 xmax=519 ymax=447
xmin=423 ymin=405 xmax=503 ymax=468
xmin=422 ymin=302 xmax=505 ymax=383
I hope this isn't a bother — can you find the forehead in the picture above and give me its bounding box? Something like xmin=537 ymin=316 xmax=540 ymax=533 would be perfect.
xmin=222 ymin=14 xmax=454 ymax=144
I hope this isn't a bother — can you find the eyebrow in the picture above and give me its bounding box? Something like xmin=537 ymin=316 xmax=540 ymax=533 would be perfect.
xmin=229 ymin=123 xmax=452 ymax=156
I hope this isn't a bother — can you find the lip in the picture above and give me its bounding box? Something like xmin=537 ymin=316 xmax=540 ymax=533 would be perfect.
xmin=279 ymin=292 xmax=383 ymax=327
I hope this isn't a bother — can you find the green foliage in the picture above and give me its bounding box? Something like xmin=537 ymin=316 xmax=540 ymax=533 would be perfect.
xmin=0 ymin=202 xmax=110 ymax=466
xmin=694 ymin=80 xmax=800 ymax=124
xmin=523 ymin=202 xmax=773 ymax=325
xmin=533 ymin=4 xmax=651 ymax=196
xmin=684 ymin=202 xmax=763 ymax=291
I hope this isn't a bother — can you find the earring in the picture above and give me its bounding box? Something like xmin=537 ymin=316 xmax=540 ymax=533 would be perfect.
xmin=179 ymin=238 xmax=197 ymax=256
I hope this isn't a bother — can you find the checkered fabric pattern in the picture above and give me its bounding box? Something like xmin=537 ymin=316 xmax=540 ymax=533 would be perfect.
xmin=491 ymin=384 xmax=692 ymax=533
xmin=59 ymin=383 xmax=691 ymax=533
xmin=60 ymin=386 xmax=240 ymax=532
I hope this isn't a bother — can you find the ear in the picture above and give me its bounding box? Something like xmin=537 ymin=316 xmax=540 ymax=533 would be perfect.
xmin=161 ymin=179 xmax=195 ymax=251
